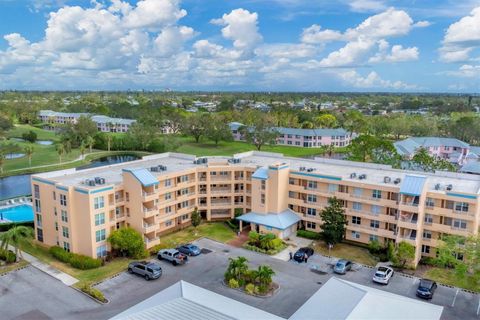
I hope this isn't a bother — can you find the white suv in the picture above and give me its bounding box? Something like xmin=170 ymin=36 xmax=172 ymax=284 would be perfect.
xmin=372 ymin=266 xmax=394 ymax=284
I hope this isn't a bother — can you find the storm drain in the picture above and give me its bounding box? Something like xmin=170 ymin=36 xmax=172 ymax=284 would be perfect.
xmin=222 ymin=249 xmax=230 ymax=253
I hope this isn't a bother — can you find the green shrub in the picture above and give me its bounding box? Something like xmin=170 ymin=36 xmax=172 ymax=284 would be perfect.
xmin=228 ymin=278 xmax=239 ymax=289
xmin=271 ymin=238 xmax=283 ymax=249
xmin=297 ymin=230 xmax=321 ymax=240
xmin=79 ymin=283 xmax=107 ymax=303
xmin=49 ymin=246 xmax=73 ymax=263
xmin=69 ymin=254 xmax=103 ymax=270
xmin=0 ymin=250 xmax=16 ymax=263
xmin=257 ymin=284 xmax=268 ymax=294
xmin=245 ymin=283 xmax=255 ymax=295
xmin=368 ymin=240 xmax=383 ymax=254
xmin=225 ymin=220 xmax=238 ymax=232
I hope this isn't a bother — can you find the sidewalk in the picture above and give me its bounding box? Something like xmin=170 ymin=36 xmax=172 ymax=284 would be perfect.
xmin=9 ymin=245 xmax=79 ymax=286
xmin=273 ymin=235 xmax=313 ymax=261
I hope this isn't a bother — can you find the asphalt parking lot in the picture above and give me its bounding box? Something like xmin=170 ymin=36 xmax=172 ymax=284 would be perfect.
xmin=1 ymin=239 xmax=479 ymax=319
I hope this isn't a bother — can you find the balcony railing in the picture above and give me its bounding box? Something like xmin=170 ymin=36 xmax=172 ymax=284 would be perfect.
xmin=143 ymin=206 xmax=158 ymax=213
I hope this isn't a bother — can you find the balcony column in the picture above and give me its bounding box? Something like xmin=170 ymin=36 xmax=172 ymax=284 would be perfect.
xmin=239 ymin=220 xmax=243 ymax=231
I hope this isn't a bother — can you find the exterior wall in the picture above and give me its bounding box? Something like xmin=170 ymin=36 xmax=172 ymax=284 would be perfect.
xmin=33 ymin=158 xmax=480 ymax=263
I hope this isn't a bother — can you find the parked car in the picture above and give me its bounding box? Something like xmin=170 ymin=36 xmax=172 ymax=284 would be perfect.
xmin=372 ymin=266 xmax=394 ymax=284
xmin=333 ymin=259 xmax=352 ymax=274
xmin=293 ymin=247 xmax=314 ymax=262
xmin=416 ymin=279 xmax=437 ymax=299
xmin=128 ymin=261 xmax=162 ymax=280
xmin=157 ymin=249 xmax=188 ymax=266
xmin=176 ymin=244 xmax=201 ymax=256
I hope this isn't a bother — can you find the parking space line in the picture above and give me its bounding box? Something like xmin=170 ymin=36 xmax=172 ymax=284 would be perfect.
xmin=451 ymin=289 xmax=459 ymax=307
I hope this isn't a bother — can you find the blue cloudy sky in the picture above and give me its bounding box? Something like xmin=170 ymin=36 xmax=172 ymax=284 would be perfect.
xmin=0 ymin=0 xmax=479 ymax=92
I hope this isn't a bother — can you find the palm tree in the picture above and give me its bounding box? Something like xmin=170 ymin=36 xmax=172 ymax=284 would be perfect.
xmin=24 ymin=144 xmax=34 ymax=167
xmin=0 ymin=226 xmax=34 ymax=261
xmin=226 ymin=256 xmax=249 ymax=280
xmin=255 ymin=265 xmax=275 ymax=286
xmin=0 ymin=152 xmax=5 ymax=174
xmin=56 ymin=144 xmax=65 ymax=163
xmin=85 ymin=135 xmax=95 ymax=153
xmin=107 ymin=134 xmax=112 ymax=152
xmin=79 ymin=142 xmax=86 ymax=159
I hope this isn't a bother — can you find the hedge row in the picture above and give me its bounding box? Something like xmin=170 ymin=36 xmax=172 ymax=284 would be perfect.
xmin=243 ymin=243 xmax=286 ymax=255
xmin=0 ymin=222 xmax=34 ymax=232
xmin=49 ymin=246 xmax=102 ymax=270
xmin=297 ymin=230 xmax=322 ymax=240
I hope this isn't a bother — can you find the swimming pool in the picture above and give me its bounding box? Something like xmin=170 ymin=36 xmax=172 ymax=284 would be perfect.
xmin=0 ymin=205 xmax=34 ymax=223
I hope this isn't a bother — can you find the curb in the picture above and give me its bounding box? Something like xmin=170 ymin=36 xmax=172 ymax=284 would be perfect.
xmin=0 ymin=263 xmax=30 ymax=276
xmin=221 ymin=280 xmax=280 ymax=298
xmin=71 ymin=286 xmax=109 ymax=305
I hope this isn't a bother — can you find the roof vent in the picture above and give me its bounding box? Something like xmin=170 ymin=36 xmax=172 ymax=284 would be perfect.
xmin=86 ymin=179 xmax=96 ymax=187
xmin=299 ymin=166 xmax=306 ymax=171
xmin=358 ymin=174 xmax=367 ymax=180
xmin=384 ymin=176 xmax=391 ymax=183
xmin=394 ymin=178 xmax=401 ymax=185
xmin=434 ymin=183 xmax=441 ymax=190
xmin=350 ymin=173 xmax=357 ymax=179
xmin=158 ymin=165 xmax=167 ymax=171
xmin=306 ymin=168 xmax=316 ymax=172
xmin=446 ymin=184 xmax=453 ymax=191
xmin=228 ymin=158 xmax=241 ymax=164
xmin=150 ymin=166 xmax=160 ymax=172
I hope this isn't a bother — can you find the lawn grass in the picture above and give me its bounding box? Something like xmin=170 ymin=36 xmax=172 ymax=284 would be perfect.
xmin=0 ymin=259 xmax=29 ymax=275
xmin=423 ymin=267 xmax=479 ymax=292
xmin=175 ymin=136 xmax=345 ymax=158
xmin=7 ymin=124 xmax=59 ymax=141
xmin=154 ymin=222 xmax=236 ymax=250
xmin=313 ymin=240 xmax=377 ymax=266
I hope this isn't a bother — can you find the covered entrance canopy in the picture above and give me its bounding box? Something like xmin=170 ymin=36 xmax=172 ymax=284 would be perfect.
xmin=236 ymin=209 xmax=300 ymax=231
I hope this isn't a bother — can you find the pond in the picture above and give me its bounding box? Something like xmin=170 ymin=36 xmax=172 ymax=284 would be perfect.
xmin=5 ymin=153 xmax=25 ymax=159
xmin=0 ymin=153 xmax=141 ymax=200
xmin=36 ymin=140 xmax=54 ymax=145
xmin=303 ymin=153 xmax=347 ymax=160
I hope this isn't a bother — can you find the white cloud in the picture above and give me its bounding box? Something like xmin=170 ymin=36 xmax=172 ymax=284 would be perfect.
xmin=348 ymin=0 xmax=386 ymax=13
xmin=319 ymin=38 xmax=375 ymax=67
xmin=210 ymin=8 xmax=262 ymax=55
xmin=122 ymin=0 xmax=187 ymax=31
xmin=338 ymin=70 xmax=417 ymax=90
xmin=446 ymin=64 xmax=480 ymax=77
xmin=369 ymin=41 xmax=419 ymax=63
xmin=301 ymin=25 xmax=344 ymax=44
xmin=154 ymin=26 xmax=196 ymax=57
xmin=440 ymin=7 xmax=480 ymax=62
xmin=413 ymin=20 xmax=432 ymax=28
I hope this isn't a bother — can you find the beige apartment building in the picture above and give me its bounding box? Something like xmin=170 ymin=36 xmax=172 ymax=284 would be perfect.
xmin=31 ymin=151 xmax=480 ymax=264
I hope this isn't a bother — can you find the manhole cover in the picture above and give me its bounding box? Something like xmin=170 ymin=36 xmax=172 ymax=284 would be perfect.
xmin=201 ymin=248 xmax=212 ymax=254
xmin=223 ymin=249 xmax=230 ymax=253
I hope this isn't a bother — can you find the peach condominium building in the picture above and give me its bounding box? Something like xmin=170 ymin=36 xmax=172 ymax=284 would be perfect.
xmin=31 ymin=151 xmax=480 ymax=264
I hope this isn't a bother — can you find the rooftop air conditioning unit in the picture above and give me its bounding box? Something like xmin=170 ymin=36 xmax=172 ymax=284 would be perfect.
xmin=307 ymin=168 xmax=314 ymax=172
xmin=384 ymin=176 xmax=391 ymax=183
xmin=151 ymin=166 xmax=159 ymax=172
xmin=393 ymin=178 xmax=401 ymax=185
xmin=446 ymin=184 xmax=453 ymax=191
xmin=98 ymin=178 xmax=105 ymax=185
xmin=299 ymin=166 xmax=306 ymax=171
xmin=159 ymin=165 xmax=167 ymax=171
xmin=358 ymin=174 xmax=366 ymax=180
xmin=94 ymin=177 xmax=101 ymax=184
xmin=350 ymin=173 xmax=357 ymax=179
xmin=434 ymin=183 xmax=441 ymax=190
xmin=87 ymin=180 xmax=96 ymax=187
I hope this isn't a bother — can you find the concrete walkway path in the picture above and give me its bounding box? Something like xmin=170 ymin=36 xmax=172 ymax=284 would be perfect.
xmin=9 ymin=245 xmax=79 ymax=286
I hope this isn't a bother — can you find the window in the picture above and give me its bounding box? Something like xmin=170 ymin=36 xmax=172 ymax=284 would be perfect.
xmin=95 ymin=213 xmax=105 ymax=226
xmin=62 ymin=226 xmax=69 ymax=238
xmin=353 ymin=187 xmax=362 ymax=197
xmin=289 ymin=178 xmax=295 ymax=185
xmin=371 ymin=205 xmax=381 ymax=215
xmin=307 ymin=181 xmax=317 ymax=189
xmin=423 ymin=231 xmax=432 ymax=239
xmin=95 ymin=229 xmax=106 ymax=242
xmin=261 ymin=193 xmax=265 ymax=205
xmin=288 ymin=191 xmax=295 ymax=198
xmin=307 ymin=194 xmax=317 ymax=203
xmin=126 ymin=192 xmax=129 ymax=202
xmin=35 ymin=199 xmax=41 ymax=213
xmin=94 ymin=196 xmax=105 ymax=209
xmin=96 ymin=245 xmax=107 ymax=258
xmin=352 ymin=216 xmax=361 ymax=225
xmin=369 ymin=235 xmax=378 ymax=242
xmin=33 ymin=184 xmax=40 ymax=198
xmin=165 ymin=220 xmax=173 ymax=227
xmin=37 ymin=228 xmax=43 ymax=242
xmin=165 ymin=192 xmax=172 ymax=200
xmin=372 ymin=190 xmax=382 ymax=199
xmin=453 ymin=219 xmax=467 ymax=229
xmin=63 ymin=242 xmax=70 ymax=252
xmin=165 ymin=179 xmax=171 ymax=187
xmin=261 ymin=180 xmax=266 ymax=190
xmin=165 ymin=206 xmax=172 ymax=214
xmin=61 ymin=210 xmax=68 ymax=223
xmin=454 ymin=202 xmax=469 ymax=212
xmin=54 ymin=207 xmax=57 ymax=216
xmin=307 ymin=208 xmax=316 ymax=216
xmin=352 ymin=202 xmax=362 ymax=211
xmin=36 ymin=214 xmax=42 ymax=227
xmin=60 ymin=194 xmax=67 ymax=206
xmin=351 ymin=231 xmax=360 ymax=239
xmin=424 ymin=214 xmax=433 ymax=224
xmin=421 ymin=245 xmax=430 ymax=254
xmin=328 ymin=184 xmax=338 ymax=193
xmin=182 ymin=214 xmax=189 ymax=220
xmin=425 ymin=198 xmax=434 ymax=207
xmin=55 ymin=222 xmax=58 ymax=231
xmin=307 ymin=221 xmax=316 ymax=229
xmin=370 ymin=220 xmax=380 ymax=229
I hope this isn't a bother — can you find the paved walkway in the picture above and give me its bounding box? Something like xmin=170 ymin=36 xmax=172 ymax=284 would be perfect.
xmin=226 ymin=230 xmax=250 ymax=247
xmin=9 ymin=245 xmax=79 ymax=286
xmin=272 ymin=235 xmax=313 ymax=261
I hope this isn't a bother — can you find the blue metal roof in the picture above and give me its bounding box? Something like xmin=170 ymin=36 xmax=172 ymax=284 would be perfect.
xmin=400 ymin=175 xmax=426 ymax=196
xmin=237 ymin=209 xmax=300 ymax=230
xmin=395 ymin=137 xmax=470 ymax=156
xmin=252 ymin=167 xmax=269 ymax=180
xmin=460 ymin=162 xmax=480 ymax=175
xmin=123 ymin=168 xmax=159 ymax=187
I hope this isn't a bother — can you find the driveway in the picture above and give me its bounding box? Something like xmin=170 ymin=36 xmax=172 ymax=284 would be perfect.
xmin=0 ymin=266 xmax=95 ymax=320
